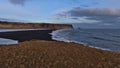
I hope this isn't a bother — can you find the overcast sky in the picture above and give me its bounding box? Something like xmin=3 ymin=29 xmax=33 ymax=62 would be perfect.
xmin=0 ymin=0 xmax=120 ymax=28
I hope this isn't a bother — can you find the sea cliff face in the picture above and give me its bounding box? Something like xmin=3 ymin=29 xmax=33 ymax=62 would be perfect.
xmin=0 ymin=21 xmax=73 ymax=29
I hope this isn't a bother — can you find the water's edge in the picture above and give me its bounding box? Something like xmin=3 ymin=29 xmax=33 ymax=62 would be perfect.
xmin=50 ymin=29 xmax=116 ymax=52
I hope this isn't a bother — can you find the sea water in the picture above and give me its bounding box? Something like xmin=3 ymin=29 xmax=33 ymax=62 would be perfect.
xmin=0 ymin=38 xmax=18 ymax=45
xmin=51 ymin=29 xmax=120 ymax=52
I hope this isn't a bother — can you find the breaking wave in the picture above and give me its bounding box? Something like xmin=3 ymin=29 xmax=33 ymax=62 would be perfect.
xmin=51 ymin=29 xmax=120 ymax=52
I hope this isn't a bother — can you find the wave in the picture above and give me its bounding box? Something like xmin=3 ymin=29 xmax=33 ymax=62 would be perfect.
xmin=51 ymin=29 xmax=112 ymax=52
xmin=50 ymin=29 xmax=72 ymax=42
xmin=90 ymin=36 xmax=119 ymax=43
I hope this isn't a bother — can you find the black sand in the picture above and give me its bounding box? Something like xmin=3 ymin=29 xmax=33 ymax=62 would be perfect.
xmin=0 ymin=29 xmax=54 ymax=42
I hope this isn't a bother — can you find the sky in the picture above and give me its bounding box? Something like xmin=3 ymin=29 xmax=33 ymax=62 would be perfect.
xmin=0 ymin=0 xmax=120 ymax=28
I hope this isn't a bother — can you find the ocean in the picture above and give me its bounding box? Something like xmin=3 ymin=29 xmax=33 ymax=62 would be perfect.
xmin=51 ymin=29 xmax=120 ymax=52
xmin=0 ymin=28 xmax=120 ymax=52
xmin=0 ymin=38 xmax=18 ymax=45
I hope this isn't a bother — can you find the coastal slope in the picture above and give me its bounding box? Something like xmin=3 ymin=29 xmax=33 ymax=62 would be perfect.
xmin=0 ymin=40 xmax=120 ymax=68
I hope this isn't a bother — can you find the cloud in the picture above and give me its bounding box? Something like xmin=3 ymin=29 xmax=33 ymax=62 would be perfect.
xmin=0 ymin=4 xmax=40 ymax=21
xmin=80 ymin=5 xmax=90 ymax=7
xmin=55 ymin=7 xmax=120 ymax=25
xmin=0 ymin=4 xmax=32 ymax=16
xmin=92 ymin=2 xmax=99 ymax=5
xmin=8 ymin=0 xmax=27 ymax=5
xmin=71 ymin=0 xmax=80 ymax=3
xmin=68 ymin=7 xmax=120 ymax=17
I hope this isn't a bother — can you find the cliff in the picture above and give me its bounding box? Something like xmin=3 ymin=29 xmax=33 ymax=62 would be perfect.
xmin=0 ymin=21 xmax=73 ymax=29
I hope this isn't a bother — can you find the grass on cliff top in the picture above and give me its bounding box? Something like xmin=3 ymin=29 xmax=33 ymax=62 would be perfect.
xmin=0 ymin=40 xmax=120 ymax=68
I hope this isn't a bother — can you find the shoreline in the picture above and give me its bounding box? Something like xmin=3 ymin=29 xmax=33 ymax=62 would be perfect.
xmin=0 ymin=29 xmax=119 ymax=52
xmin=51 ymin=29 xmax=117 ymax=52
xmin=0 ymin=29 xmax=120 ymax=67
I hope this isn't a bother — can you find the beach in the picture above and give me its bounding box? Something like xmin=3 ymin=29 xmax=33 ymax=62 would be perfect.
xmin=0 ymin=29 xmax=54 ymax=42
xmin=1 ymin=0 xmax=120 ymax=67
xmin=0 ymin=29 xmax=120 ymax=68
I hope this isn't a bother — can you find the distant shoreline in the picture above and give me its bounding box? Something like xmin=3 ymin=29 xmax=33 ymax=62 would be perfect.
xmin=0 ymin=21 xmax=73 ymax=29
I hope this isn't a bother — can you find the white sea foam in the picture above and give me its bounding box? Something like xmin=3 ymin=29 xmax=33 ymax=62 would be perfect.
xmin=51 ymin=29 xmax=114 ymax=52
xmin=50 ymin=29 xmax=72 ymax=43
